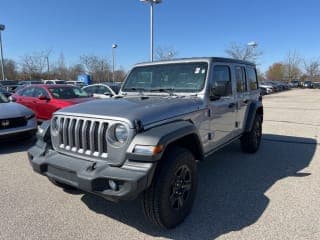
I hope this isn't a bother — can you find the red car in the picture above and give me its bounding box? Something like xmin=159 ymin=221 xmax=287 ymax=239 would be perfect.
xmin=11 ymin=84 xmax=94 ymax=121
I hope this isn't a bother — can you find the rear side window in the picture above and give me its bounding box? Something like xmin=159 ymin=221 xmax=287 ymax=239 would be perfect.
xmin=20 ymin=87 xmax=35 ymax=97
xmin=246 ymin=66 xmax=258 ymax=90
xmin=83 ymin=86 xmax=97 ymax=95
xmin=235 ymin=66 xmax=246 ymax=92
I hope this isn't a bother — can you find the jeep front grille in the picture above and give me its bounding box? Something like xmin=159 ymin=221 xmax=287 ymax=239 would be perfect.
xmin=51 ymin=116 xmax=109 ymax=159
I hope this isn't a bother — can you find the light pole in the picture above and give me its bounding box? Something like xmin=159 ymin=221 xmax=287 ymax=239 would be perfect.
xmin=247 ymin=41 xmax=258 ymax=48
xmin=0 ymin=24 xmax=5 ymax=81
xmin=140 ymin=0 xmax=162 ymax=62
xmin=112 ymin=44 xmax=117 ymax=83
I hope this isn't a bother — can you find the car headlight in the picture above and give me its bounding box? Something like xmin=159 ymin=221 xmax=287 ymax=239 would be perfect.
xmin=107 ymin=123 xmax=129 ymax=146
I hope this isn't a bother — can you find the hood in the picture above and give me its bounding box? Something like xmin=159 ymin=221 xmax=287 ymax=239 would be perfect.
xmin=0 ymin=102 xmax=34 ymax=119
xmin=60 ymin=97 xmax=94 ymax=105
xmin=57 ymin=96 xmax=204 ymax=126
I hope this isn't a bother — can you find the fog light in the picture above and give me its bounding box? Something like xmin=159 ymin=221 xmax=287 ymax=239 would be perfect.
xmin=108 ymin=180 xmax=118 ymax=191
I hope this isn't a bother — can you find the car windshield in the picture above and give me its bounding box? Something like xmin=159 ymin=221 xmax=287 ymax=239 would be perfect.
xmin=122 ymin=62 xmax=208 ymax=93
xmin=0 ymin=92 xmax=8 ymax=103
xmin=48 ymin=86 xmax=90 ymax=99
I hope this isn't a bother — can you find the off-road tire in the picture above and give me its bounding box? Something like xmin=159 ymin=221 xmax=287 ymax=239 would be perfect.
xmin=142 ymin=147 xmax=197 ymax=229
xmin=241 ymin=114 xmax=262 ymax=153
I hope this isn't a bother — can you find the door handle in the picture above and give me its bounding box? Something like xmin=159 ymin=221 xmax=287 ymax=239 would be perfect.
xmin=228 ymin=102 xmax=236 ymax=108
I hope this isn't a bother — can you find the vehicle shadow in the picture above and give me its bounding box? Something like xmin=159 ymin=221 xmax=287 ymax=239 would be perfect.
xmin=81 ymin=134 xmax=317 ymax=239
xmin=0 ymin=136 xmax=36 ymax=155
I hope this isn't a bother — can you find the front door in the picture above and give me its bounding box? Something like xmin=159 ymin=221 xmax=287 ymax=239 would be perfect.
xmin=208 ymin=65 xmax=237 ymax=148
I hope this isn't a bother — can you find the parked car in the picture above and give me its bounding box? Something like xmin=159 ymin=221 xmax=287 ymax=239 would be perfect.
xmin=303 ymin=81 xmax=313 ymax=88
xmin=14 ymin=80 xmax=44 ymax=93
xmin=0 ymin=87 xmax=12 ymax=98
xmin=29 ymin=57 xmax=263 ymax=228
xmin=290 ymin=80 xmax=300 ymax=88
xmin=263 ymin=81 xmax=283 ymax=92
xmin=19 ymin=80 xmax=43 ymax=85
xmin=43 ymin=80 xmax=67 ymax=85
xmin=259 ymin=85 xmax=273 ymax=95
xmin=104 ymin=82 xmax=122 ymax=94
xmin=0 ymin=80 xmax=20 ymax=93
xmin=11 ymin=84 xmax=94 ymax=121
xmin=82 ymin=83 xmax=117 ymax=98
xmin=313 ymin=82 xmax=320 ymax=88
xmin=66 ymin=81 xmax=87 ymax=87
xmin=0 ymin=92 xmax=37 ymax=140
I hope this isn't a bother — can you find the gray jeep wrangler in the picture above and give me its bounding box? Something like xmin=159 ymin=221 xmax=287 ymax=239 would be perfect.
xmin=28 ymin=57 xmax=263 ymax=228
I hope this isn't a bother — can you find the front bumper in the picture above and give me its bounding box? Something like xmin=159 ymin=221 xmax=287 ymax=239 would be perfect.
xmin=28 ymin=141 xmax=156 ymax=202
xmin=0 ymin=117 xmax=37 ymax=139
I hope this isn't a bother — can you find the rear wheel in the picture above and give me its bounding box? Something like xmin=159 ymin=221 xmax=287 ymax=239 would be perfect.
xmin=142 ymin=147 xmax=197 ymax=229
xmin=241 ymin=114 xmax=262 ymax=153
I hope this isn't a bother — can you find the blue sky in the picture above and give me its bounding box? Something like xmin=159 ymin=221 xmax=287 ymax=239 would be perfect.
xmin=1 ymin=0 xmax=319 ymax=72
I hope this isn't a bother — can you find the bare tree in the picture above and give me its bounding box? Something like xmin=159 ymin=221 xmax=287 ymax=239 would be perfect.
xmin=225 ymin=42 xmax=262 ymax=63
xmin=284 ymin=50 xmax=301 ymax=82
xmin=69 ymin=64 xmax=85 ymax=80
xmin=80 ymin=55 xmax=111 ymax=83
xmin=155 ymin=46 xmax=178 ymax=61
xmin=52 ymin=53 xmax=70 ymax=79
xmin=3 ymin=59 xmax=18 ymax=80
xmin=113 ymin=68 xmax=127 ymax=82
xmin=304 ymin=58 xmax=320 ymax=81
xmin=20 ymin=50 xmax=52 ymax=79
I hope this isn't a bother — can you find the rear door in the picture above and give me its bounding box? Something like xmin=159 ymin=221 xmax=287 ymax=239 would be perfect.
xmin=234 ymin=65 xmax=250 ymax=135
xmin=208 ymin=64 xmax=237 ymax=148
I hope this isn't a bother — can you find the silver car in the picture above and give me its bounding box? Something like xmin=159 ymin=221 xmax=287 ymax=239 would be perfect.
xmin=0 ymin=92 xmax=37 ymax=140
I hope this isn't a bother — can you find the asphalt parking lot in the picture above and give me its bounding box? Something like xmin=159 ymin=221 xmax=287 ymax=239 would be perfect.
xmin=0 ymin=89 xmax=319 ymax=240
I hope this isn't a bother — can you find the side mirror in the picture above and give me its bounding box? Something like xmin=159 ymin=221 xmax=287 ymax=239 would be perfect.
xmin=38 ymin=95 xmax=49 ymax=101
xmin=209 ymin=81 xmax=231 ymax=101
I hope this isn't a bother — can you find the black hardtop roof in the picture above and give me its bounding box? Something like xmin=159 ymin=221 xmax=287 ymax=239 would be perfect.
xmin=135 ymin=57 xmax=255 ymax=67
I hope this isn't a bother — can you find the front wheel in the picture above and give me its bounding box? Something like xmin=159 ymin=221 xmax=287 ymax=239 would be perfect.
xmin=142 ymin=147 xmax=198 ymax=229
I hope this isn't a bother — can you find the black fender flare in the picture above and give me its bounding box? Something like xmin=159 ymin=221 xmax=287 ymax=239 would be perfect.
xmin=244 ymin=101 xmax=263 ymax=133
xmin=126 ymin=121 xmax=204 ymax=162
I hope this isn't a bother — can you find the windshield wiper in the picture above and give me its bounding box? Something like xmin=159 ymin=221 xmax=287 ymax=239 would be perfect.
xmin=149 ymin=88 xmax=178 ymax=96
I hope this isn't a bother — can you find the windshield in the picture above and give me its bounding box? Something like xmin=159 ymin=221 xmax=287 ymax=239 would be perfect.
xmin=122 ymin=62 xmax=208 ymax=93
xmin=48 ymin=86 xmax=90 ymax=99
xmin=0 ymin=92 xmax=8 ymax=103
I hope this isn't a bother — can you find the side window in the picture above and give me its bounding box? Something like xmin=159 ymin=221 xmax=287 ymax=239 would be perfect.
xmin=84 ymin=86 xmax=96 ymax=94
xmin=235 ymin=66 xmax=247 ymax=93
xmin=97 ymin=86 xmax=111 ymax=94
xmin=212 ymin=65 xmax=232 ymax=98
xmin=21 ymin=87 xmax=35 ymax=97
xmin=33 ymin=87 xmax=49 ymax=98
xmin=246 ymin=66 xmax=258 ymax=90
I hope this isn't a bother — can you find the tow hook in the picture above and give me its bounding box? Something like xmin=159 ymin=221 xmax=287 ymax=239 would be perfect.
xmin=88 ymin=162 xmax=97 ymax=171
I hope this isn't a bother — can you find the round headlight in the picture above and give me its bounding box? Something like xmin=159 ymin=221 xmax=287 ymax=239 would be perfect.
xmin=114 ymin=124 xmax=128 ymax=143
xmin=107 ymin=123 xmax=129 ymax=146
